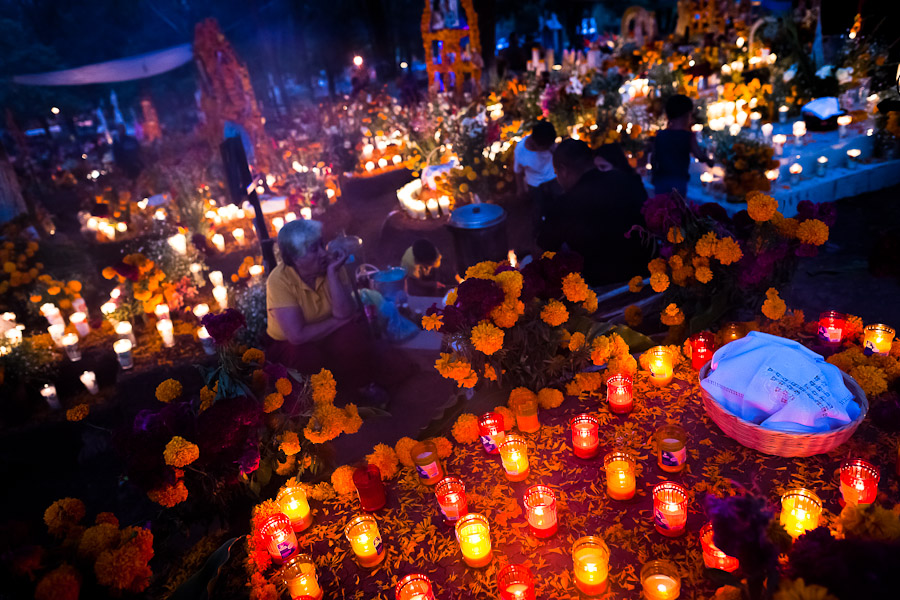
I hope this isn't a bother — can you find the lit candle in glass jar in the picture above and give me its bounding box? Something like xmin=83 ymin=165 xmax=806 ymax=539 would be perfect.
xmin=498 ymin=435 xmax=529 ymax=482
xmin=80 ymin=370 xmax=99 ymax=395
xmin=232 ymin=228 xmax=245 ymax=245
xmin=285 ymin=212 xmax=297 ymax=222
xmin=700 ymin=171 xmax=714 ymax=190
xmin=100 ymin=302 xmax=118 ymax=322
xmin=523 ymin=485 xmax=557 ymax=538
xmin=837 ymin=114 xmax=852 ymax=138
xmin=570 ymin=414 xmax=599 ymax=458
xmin=154 ymin=304 xmax=171 ymax=321
xmin=497 ymin=564 xmax=535 ymax=600
xmin=300 ymin=207 xmax=313 ymax=220
xmin=193 ymin=304 xmax=210 ymax=319
xmin=719 ymin=323 xmax=744 ymax=344
xmin=395 ymin=573 xmax=436 ymax=600
xmin=412 ymin=440 xmax=444 ymax=485
xmin=511 ymin=394 xmax=540 ymax=433
xmin=646 ymin=347 xmax=674 ymax=387
xmin=689 ymin=332 xmax=716 ymax=370
xmin=41 ymin=384 xmax=61 ymax=410
xmin=435 ymin=476 xmax=467 ymax=523
xmin=606 ymin=374 xmax=633 ymax=413
xmin=839 ymin=459 xmax=879 ymax=506
xmin=277 ymin=486 xmax=313 ymax=532
xmin=778 ymin=106 xmax=789 ymax=123
xmin=604 ymin=451 xmax=637 ymax=501
xmin=48 ymin=323 xmax=66 ymax=347
xmin=863 ymin=324 xmax=894 ymax=355
xmin=780 ymin=488 xmax=822 ymax=538
xmin=272 ymin=217 xmax=285 ymax=233
xmin=641 ymin=560 xmax=681 ymax=600
xmin=69 ymin=311 xmax=90 ymax=337
xmin=197 ymin=326 xmax=216 ymax=355
xmin=761 ymin=122 xmax=773 ymax=141
xmin=572 ymin=536 xmax=609 ymax=596
xmin=156 ymin=319 xmax=175 ymax=347
xmin=345 ymin=514 xmax=386 ymax=568
xmin=478 ymin=412 xmax=506 ymax=454
xmin=773 ymin=133 xmax=787 ymax=156
xmin=41 ymin=303 xmax=65 ymax=326
xmin=455 ymin=513 xmax=492 ymax=568
xmin=652 ymin=482 xmax=688 ymax=537
xmin=261 ymin=513 xmax=299 ymax=562
xmin=115 ymin=321 xmax=136 ymax=345
xmin=63 ymin=333 xmax=81 ymax=361
xmin=213 ymin=286 xmax=228 ymax=311
xmin=700 ymin=522 xmax=739 ymax=572
xmin=353 ymin=464 xmax=386 ymax=512
xmin=282 ymin=553 xmax=322 ymax=600
xmin=792 ymin=121 xmax=806 ymax=145
xmin=818 ymin=311 xmax=845 ymax=345
xmin=846 ymin=148 xmax=861 ymax=169
xmin=816 ymin=156 xmax=828 ymax=177
xmin=114 ymin=338 xmax=133 ymax=370
xmin=655 ymin=424 xmax=688 ymax=473
xmin=211 ymin=234 xmax=226 ymax=252
xmin=249 ymin=264 xmax=264 ymax=279
xmin=789 ymin=163 xmax=803 ymax=183
xmin=209 ymin=270 xmax=225 ymax=287
xmin=4 ymin=327 xmax=22 ymax=346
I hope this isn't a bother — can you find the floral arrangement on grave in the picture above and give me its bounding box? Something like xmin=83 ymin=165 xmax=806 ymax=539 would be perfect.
xmin=114 ymin=309 xmax=361 ymax=510
xmin=424 ymin=251 xmax=635 ymax=392
xmin=630 ymin=193 xmax=833 ymax=334
xmin=712 ymin=132 xmax=779 ymax=198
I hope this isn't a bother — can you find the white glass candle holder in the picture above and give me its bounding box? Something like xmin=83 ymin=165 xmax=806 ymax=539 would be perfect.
xmin=846 ymin=148 xmax=861 ymax=170
xmin=80 ymin=370 xmax=99 ymax=395
xmin=211 ymin=234 xmax=226 ymax=252
xmin=816 ymin=156 xmax=828 ymax=177
xmin=773 ymin=134 xmax=787 ymax=156
xmin=193 ymin=304 xmax=210 ymax=319
xmin=209 ymin=271 xmax=224 ymax=287
xmin=114 ymin=338 xmax=134 ymax=370
xmin=41 ymin=384 xmax=61 ymax=410
xmin=154 ymin=304 xmax=171 ymax=321
xmin=70 ymin=312 xmax=90 ymax=337
xmin=789 ymin=164 xmax=803 ymax=184
xmin=837 ymin=115 xmax=852 ymax=138
xmin=197 ymin=326 xmax=216 ymax=355
xmin=157 ymin=320 xmax=175 ymax=348
xmin=213 ymin=286 xmax=228 ymax=311
xmin=48 ymin=324 xmax=66 ymax=347
xmin=778 ymin=106 xmax=788 ymax=123
xmin=114 ymin=321 xmax=137 ymax=345
xmin=63 ymin=333 xmax=81 ymax=361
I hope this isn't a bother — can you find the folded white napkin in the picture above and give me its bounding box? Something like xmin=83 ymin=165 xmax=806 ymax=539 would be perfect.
xmin=802 ymin=97 xmax=841 ymax=120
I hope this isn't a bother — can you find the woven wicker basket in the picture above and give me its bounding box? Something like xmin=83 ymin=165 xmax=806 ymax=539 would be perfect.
xmin=698 ymin=363 xmax=868 ymax=457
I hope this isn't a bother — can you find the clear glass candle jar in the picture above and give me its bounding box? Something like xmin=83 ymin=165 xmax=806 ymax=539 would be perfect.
xmin=646 ymin=346 xmax=674 ymax=386
xmin=344 ymin=514 xmax=386 ymax=568
xmin=282 ymin=553 xmax=322 ymax=600
xmin=435 ymin=476 xmax=468 ymax=523
xmin=523 ymin=485 xmax=557 ymax=538
xmin=641 ymin=560 xmax=681 ymax=600
xmin=700 ymin=522 xmax=739 ymax=572
xmin=570 ymin=414 xmax=600 ymax=458
xmin=780 ymin=488 xmax=822 ymax=538
xmin=498 ymin=435 xmax=529 ymax=481
xmin=603 ymin=451 xmax=636 ymax=501
xmin=863 ymin=324 xmax=894 ymax=355
xmin=572 ymin=536 xmax=610 ymax=596
xmin=260 ymin=513 xmax=299 ymax=562
xmin=498 ymin=564 xmax=535 ymax=600
xmin=478 ymin=412 xmax=506 ymax=454
xmin=652 ymin=482 xmax=688 ymax=537
xmin=411 ymin=440 xmax=444 ymax=485
xmin=654 ymin=424 xmax=688 ymax=473
xmin=455 ymin=513 xmax=492 ymax=568
xmin=395 ymin=573 xmax=435 ymax=600
xmin=276 ymin=486 xmax=313 ymax=532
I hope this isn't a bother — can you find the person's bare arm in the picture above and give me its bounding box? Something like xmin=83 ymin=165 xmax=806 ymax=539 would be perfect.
xmin=326 ymin=250 xmax=356 ymax=319
xmin=272 ymin=306 xmax=349 ymax=345
xmin=515 ymin=171 xmax=528 ymax=197
xmin=690 ymin=135 xmax=714 ymax=166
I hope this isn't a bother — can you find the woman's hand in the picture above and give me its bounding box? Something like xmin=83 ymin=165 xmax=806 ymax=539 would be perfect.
xmin=327 ymin=249 xmax=348 ymax=273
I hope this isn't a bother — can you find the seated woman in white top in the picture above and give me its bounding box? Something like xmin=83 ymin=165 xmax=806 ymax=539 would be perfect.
xmin=513 ymin=121 xmax=561 ymax=235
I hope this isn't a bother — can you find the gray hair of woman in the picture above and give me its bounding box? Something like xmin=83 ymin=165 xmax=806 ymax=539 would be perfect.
xmin=277 ymin=219 xmax=324 ymax=264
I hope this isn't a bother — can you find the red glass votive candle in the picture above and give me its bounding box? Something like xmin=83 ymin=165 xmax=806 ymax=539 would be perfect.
xmin=478 ymin=412 xmax=506 ymax=454
xmin=818 ymin=311 xmax=846 ymax=345
xmin=652 ymin=482 xmax=688 ymax=537
xmin=353 ymin=464 xmax=386 ymax=512
xmin=395 ymin=573 xmax=435 ymax=600
xmin=606 ymin=374 xmax=633 ymax=414
xmin=498 ymin=435 xmax=529 ymax=482
xmin=700 ymin=522 xmax=739 ymax=572
xmin=498 ymin=564 xmax=536 ymax=600
xmin=260 ymin=513 xmax=299 ymax=562
xmin=839 ymin=459 xmax=880 ymax=506
xmin=435 ymin=476 xmax=468 ymax=523
xmin=570 ymin=414 xmax=600 ymax=458
xmin=689 ymin=332 xmax=716 ymax=370
xmin=523 ymin=485 xmax=557 ymax=538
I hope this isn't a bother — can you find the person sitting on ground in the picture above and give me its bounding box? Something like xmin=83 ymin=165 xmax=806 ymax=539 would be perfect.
xmin=401 ymin=239 xmax=447 ymax=296
xmin=539 ymin=139 xmax=650 ymax=287
xmin=514 ymin=120 xmax=561 ymax=233
xmin=265 ymin=219 xmax=400 ymax=404
xmin=650 ymin=94 xmax=714 ymax=197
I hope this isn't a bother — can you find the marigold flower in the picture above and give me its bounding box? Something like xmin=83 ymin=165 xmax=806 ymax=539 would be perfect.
xmin=714 ymin=237 xmax=743 ymax=265
xmin=772 ymin=213 xmax=799 ymax=237
xmin=199 ymin=385 xmax=216 ymax=412
xmin=667 ymin=227 xmax=685 ymax=243
xmin=537 ymin=387 xmax=564 ymax=409
xmin=310 ymin=368 xmax=337 ymax=405
xmin=608 ymin=353 xmax=638 ymax=378
xmin=762 ymin=288 xmax=787 ymax=320
xmin=565 ymin=372 xmax=604 ymax=396
xmin=30 ymin=294 xmax=43 ymax=303
xmin=484 ymin=364 xmax=498 ymax=381
xmin=695 ymin=232 xmax=719 ymax=257
xmin=849 ymin=365 xmax=888 ymax=398
xmin=44 ymin=498 xmax=86 ymax=537
xmin=568 ymin=331 xmax=586 ymax=351
xmin=78 ymin=523 xmax=120 ymax=559
xmin=582 ymin=289 xmax=598 ymax=312
xmin=561 ymin=273 xmax=589 ymax=303
xmin=366 ymin=443 xmax=399 ymax=479
xmin=695 ymin=266 xmax=713 ymax=283
xmin=435 ymin=352 xmax=478 ymax=388
xmin=796 ymin=219 xmax=829 ymax=246
xmin=275 ymin=455 xmax=296 ymax=476
xmin=465 ymin=261 xmax=499 ymax=280
xmin=242 ymin=348 xmax=265 ymax=364
xmin=624 ymin=304 xmax=643 ymax=327
xmin=164 ymin=436 xmax=199 ymax=467
xmin=451 ymin=413 xmax=480 ymax=444
xmin=275 ymin=377 xmax=292 ymax=396
xmin=35 ymin=564 xmax=80 ymax=600
xmin=494 ymin=405 xmax=515 ymax=430
xmin=147 ymin=479 xmax=188 ymax=507
xmin=445 ymin=288 xmax=458 ymax=304
xmin=430 ymin=436 xmax=453 ymax=458
xmin=66 ymin=403 xmax=90 ymax=422
xmin=95 ymin=512 xmax=119 ymax=527
xmin=155 ymin=378 xmax=182 ymax=403
xmin=94 ymin=526 xmax=154 ymax=592
xmin=47 ymin=286 xmax=61 ymax=295
xmin=491 ymin=299 xmax=522 ymax=328
xmin=343 ymin=403 xmax=363 ymax=434
xmin=541 ymin=299 xmax=570 ymax=326
xmin=747 ymin=192 xmax=778 ymax=222
xmin=628 ymin=276 xmax=645 ymax=292
xmin=649 ymin=272 xmax=670 ymax=292
xmin=280 ymin=431 xmax=302 ymax=456
xmin=494 ymin=269 xmax=523 ymax=300
xmin=660 ymin=303 xmax=685 ymax=326
xmin=263 ymin=392 xmax=284 ymax=413
xmin=470 ymin=320 xmax=505 ymax=355
xmin=394 ymin=437 xmax=418 ymax=468
xmin=303 ymin=404 xmax=349 ymax=443
xmin=331 ymin=465 xmax=356 ymax=495
xmin=422 ymin=313 xmax=443 ymax=331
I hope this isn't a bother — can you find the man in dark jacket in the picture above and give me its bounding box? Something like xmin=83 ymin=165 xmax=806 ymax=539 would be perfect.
xmin=538 ymin=139 xmax=649 ymax=286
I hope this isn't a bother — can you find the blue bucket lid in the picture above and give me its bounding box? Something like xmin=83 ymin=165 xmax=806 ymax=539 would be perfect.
xmin=372 ymin=267 xmax=406 ymax=282
xmin=448 ymin=203 xmax=506 ymax=229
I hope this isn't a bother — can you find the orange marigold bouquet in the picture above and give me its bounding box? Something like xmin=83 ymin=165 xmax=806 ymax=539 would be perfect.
xmin=712 ymin=133 xmax=780 ymax=198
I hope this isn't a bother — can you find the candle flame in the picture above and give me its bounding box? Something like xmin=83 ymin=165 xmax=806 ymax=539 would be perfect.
xmin=507 ymin=250 xmax=518 ymax=268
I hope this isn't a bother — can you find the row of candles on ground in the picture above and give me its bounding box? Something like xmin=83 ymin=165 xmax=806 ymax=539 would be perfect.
xmin=396 ymin=180 xmax=452 ymax=220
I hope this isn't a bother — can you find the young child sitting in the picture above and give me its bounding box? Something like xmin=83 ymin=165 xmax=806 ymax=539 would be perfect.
xmin=651 ymin=94 xmax=714 ymax=197
xmin=401 ymin=239 xmax=446 ymax=296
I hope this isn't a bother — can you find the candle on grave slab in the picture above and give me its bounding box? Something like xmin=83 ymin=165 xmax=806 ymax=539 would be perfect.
xmin=412 ymin=440 xmax=444 ymax=485
xmin=4 ymin=327 xmax=22 ymax=346
xmin=353 ymin=464 xmax=386 ymax=512
xmin=689 ymin=332 xmax=716 ymax=370
xmin=154 ymin=304 xmax=171 ymax=321
xmin=606 ymin=374 xmax=633 ymax=413
xmin=653 ymin=482 xmax=688 ymax=537
xmin=641 ymin=560 xmax=681 ymax=600
xmin=780 ymin=488 xmax=821 ymax=538
xmin=69 ymin=311 xmax=90 ymax=337
xmin=211 ymin=234 xmax=226 ymax=253
xmin=63 ymin=333 xmax=81 ymax=361
xmin=345 ymin=514 xmax=386 ymax=568
xmin=511 ymin=394 xmax=540 ymax=433
xmin=847 ymin=148 xmax=861 ymax=169
xmin=156 ymin=319 xmax=175 ymax=347
xmin=699 ymin=171 xmax=714 ymax=190
xmin=232 ymin=228 xmax=245 ymax=245
xmin=395 ymin=573 xmax=436 ymax=600
xmin=277 ymin=486 xmax=313 ymax=532
xmin=523 ymin=485 xmax=557 ymax=538
xmin=100 ymin=302 xmax=118 ymax=322
xmin=837 ymin=114 xmax=852 ymax=138
xmin=655 ymin=424 xmax=688 ymax=473
xmin=570 ymin=414 xmax=599 ymax=459
xmin=497 ymin=564 xmax=536 ymax=600
xmin=114 ymin=338 xmax=134 ymax=370
xmin=41 ymin=384 xmax=61 ymax=410
xmin=700 ymin=522 xmax=739 ymax=572
xmin=498 ymin=435 xmax=529 ymax=482
xmin=778 ymin=105 xmax=789 ymax=123
xmin=839 ymin=459 xmax=880 ymax=506
xmin=604 ymin=451 xmax=637 ymax=501
xmin=48 ymin=323 xmax=66 ymax=347
xmin=646 ymin=347 xmax=674 ymax=387
xmin=478 ymin=412 xmax=506 ymax=454
xmin=167 ymin=233 xmax=188 ymax=255
xmin=863 ymin=324 xmax=894 ymax=355
xmin=761 ymin=122 xmax=773 ymax=140
xmin=80 ymin=370 xmax=99 ymax=395
xmin=793 ymin=120 xmax=806 ymax=144
xmin=816 ymin=156 xmax=828 ymax=177
xmin=789 ymin=163 xmax=803 ymax=183
xmin=282 ymin=553 xmax=322 ymax=600
xmin=193 ymin=304 xmax=210 ymax=320
xmin=115 ymin=321 xmax=137 ymax=345
xmin=300 ymin=207 xmax=313 ymax=220
xmin=772 ymin=133 xmax=787 ymax=156
xmin=260 ymin=513 xmax=299 ymax=562
xmin=213 ymin=286 xmax=228 ymax=311
xmin=572 ymin=536 xmax=610 ymax=596
xmin=817 ymin=311 xmax=845 ymax=345
xmin=435 ymin=476 xmax=468 ymax=523
xmin=197 ymin=326 xmax=216 ymax=355
xmin=455 ymin=513 xmax=492 ymax=568
xmin=272 ymin=217 xmax=285 ymax=233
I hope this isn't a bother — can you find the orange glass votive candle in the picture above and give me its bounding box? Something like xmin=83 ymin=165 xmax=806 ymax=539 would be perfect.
xmin=412 ymin=440 xmax=444 ymax=485
xmin=571 ymin=414 xmax=600 ymax=458
xmin=641 ymin=560 xmax=681 ymax=600
xmin=780 ymin=488 xmax=822 ymax=538
xmin=498 ymin=564 xmax=535 ymax=600
xmin=818 ymin=311 xmax=845 ymax=345
xmin=653 ymin=482 xmax=688 ymax=537
xmin=689 ymin=332 xmax=716 ymax=370
xmin=435 ymin=476 xmax=468 ymax=523
xmin=655 ymin=424 xmax=688 ymax=473
xmin=276 ymin=486 xmax=313 ymax=532
xmin=606 ymin=374 xmax=633 ymax=414
xmin=523 ymin=485 xmax=557 ymax=538
xmin=478 ymin=412 xmax=506 ymax=454
xmin=603 ymin=451 xmax=636 ymax=501
xmin=839 ymin=459 xmax=880 ymax=506
xmin=498 ymin=435 xmax=529 ymax=482
xmin=863 ymin=324 xmax=894 ymax=355
xmin=700 ymin=522 xmax=739 ymax=572
xmin=344 ymin=514 xmax=386 ymax=568
xmin=572 ymin=536 xmax=610 ymax=596
xmin=511 ymin=395 xmax=540 ymax=433
xmin=282 ymin=553 xmax=323 ymax=600
xmin=455 ymin=513 xmax=492 ymax=568
xmin=646 ymin=347 xmax=674 ymax=387
xmin=395 ymin=573 xmax=435 ymax=600
xmin=260 ymin=513 xmax=299 ymax=562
